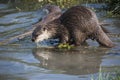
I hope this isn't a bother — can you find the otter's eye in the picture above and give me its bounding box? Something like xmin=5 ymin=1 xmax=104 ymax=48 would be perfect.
xmin=43 ymin=27 xmax=46 ymax=31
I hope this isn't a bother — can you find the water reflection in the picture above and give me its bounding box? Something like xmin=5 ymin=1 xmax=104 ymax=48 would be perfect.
xmin=32 ymin=47 xmax=109 ymax=75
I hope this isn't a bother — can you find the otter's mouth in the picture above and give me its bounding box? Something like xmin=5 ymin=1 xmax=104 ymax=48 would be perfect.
xmin=35 ymin=38 xmax=50 ymax=43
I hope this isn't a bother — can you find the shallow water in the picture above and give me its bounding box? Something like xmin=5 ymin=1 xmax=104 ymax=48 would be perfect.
xmin=0 ymin=3 xmax=120 ymax=80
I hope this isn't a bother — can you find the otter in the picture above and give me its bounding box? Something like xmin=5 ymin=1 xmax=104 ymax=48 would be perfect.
xmin=32 ymin=6 xmax=114 ymax=48
xmin=33 ymin=4 xmax=62 ymax=27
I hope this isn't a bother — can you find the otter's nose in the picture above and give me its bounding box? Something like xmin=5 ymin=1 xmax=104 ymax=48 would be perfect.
xmin=31 ymin=38 xmax=35 ymax=42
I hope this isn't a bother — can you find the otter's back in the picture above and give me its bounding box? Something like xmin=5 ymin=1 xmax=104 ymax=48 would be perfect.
xmin=60 ymin=6 xmax=99 ymax=34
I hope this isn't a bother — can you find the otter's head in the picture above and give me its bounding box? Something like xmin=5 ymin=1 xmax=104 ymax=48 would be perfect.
xmin=31 ymin=25 xmax=52 ymax=43
xmin=43 ymin=4 xmax=61 ymax=14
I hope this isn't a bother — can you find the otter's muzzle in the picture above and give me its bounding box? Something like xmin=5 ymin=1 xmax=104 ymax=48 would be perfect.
xmin=31 ymin=38 xmax=36 ymax=42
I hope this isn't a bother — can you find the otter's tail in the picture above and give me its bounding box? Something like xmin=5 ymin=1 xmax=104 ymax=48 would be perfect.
xmin=96 ymin=26 xmax=115 ymax=48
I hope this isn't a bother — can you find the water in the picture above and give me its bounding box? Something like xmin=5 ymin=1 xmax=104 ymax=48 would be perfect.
xmin=0 ymin=3 xmax=120 ymax=80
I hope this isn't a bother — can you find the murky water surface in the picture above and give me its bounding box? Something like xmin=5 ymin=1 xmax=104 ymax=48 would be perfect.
xmin=0 ymin=3 xmax=120 ymax=80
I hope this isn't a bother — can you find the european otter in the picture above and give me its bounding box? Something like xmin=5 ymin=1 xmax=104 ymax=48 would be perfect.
xmin=32 ymin=6 xmax=114 ymax=48
xmin=33 ymin=4 xmax=62 ymax=27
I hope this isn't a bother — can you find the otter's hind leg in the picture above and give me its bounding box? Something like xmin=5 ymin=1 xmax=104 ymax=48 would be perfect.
xmin=72 ymin=30 xmax=87 ymax=46
xmin=96 ymin=26 xmax=114 ymax=48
